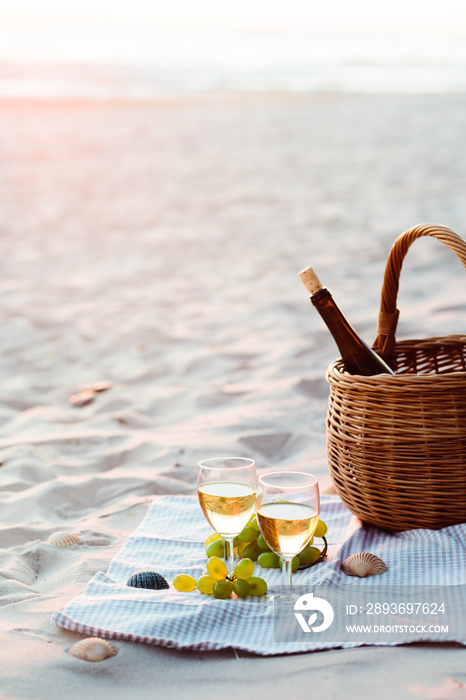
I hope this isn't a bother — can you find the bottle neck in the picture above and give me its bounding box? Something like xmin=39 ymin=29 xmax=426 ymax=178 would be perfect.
xmin=310 ymin=288 xmax=360 ymax=346
xmin=309 ymin=287 xmax=394 ymax=375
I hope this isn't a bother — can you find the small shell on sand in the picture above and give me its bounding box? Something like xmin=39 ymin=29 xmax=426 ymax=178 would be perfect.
xmin=341 ymin=552 xmax=387 ymax=578
xmin=68 ymin=637 xmax=117 ymax=662
xmin=47 ymin=532 xmax=80 ymax=548
xmin=69 ymin=389 xmax=95 ymax=407
xmin=79 ymin=380 xmax=112 ymax=393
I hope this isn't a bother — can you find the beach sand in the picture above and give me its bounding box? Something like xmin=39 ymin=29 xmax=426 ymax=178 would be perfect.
xmin=0 ymin=92 xmax=465 ymax=699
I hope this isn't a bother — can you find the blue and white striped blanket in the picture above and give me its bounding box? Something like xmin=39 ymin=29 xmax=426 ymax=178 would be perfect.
xmin=52 ymin=494 xmax=466 ymax=655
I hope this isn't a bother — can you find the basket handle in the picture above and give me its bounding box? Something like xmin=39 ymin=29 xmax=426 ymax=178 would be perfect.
xmin=372 ymin=223 xmax=466 ymax=363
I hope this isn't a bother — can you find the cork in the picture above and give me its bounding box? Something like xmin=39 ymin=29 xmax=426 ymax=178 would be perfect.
xmin=298 ymin=266 xmax=323 ymax=295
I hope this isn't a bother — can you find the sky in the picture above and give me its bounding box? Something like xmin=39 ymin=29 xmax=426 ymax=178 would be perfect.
xmin=0 ymin=0 xmax=465 ymax=35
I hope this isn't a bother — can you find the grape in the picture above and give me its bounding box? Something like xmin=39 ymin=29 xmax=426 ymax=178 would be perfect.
xmin=232 ymin=579 xmax=250 ymax=598
xmin=298 ymin=545 xmax=322 ymax=567
xmin=236 ymin=540 xmax=248 ymax=558
xmin=242 ymin=542 xmax=261 ymax=562
xmin=314 ymin=520 xmax=327 ymax=538
xmin=249 ymin=516 xmax=261 ymax=532
xmin=206 ymin=556 xmax=228 ymax=581
xmin=206 ymin=539 xmax=225 ymax=558
xmin=234 ymin=558 xmax=255 ymax=580
xmin=173 ymin=574 xmax=196 ymax=592
xmin=205 ymin=532 xmax=222 ymax=547
xmin=237 ymin=526 xmax=257 ymax=543
xmin=196 ymin=575 xmax=215 ymax=595
xmin=247 ymin=576 xmax=267 ymax=596
xmin=256 ymin=534 xmax=271 ymax=551
xmin=213 ymin=580 xmax=233 ymax=599
xmin=257 ymin=552 xmax=280 ymax=569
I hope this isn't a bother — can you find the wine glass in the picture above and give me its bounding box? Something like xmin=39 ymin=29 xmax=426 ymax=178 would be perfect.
xmin=198 ymin=457 xmax=256 ymax=574
xmin=256 ymin=471 xmax=319 ymax=595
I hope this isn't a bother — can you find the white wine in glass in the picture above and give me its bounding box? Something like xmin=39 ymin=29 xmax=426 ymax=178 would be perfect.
xmin=256 ymin=471 xmax=319 ymax=594
xmin=198 ymin=458 xmax=256 ymax=574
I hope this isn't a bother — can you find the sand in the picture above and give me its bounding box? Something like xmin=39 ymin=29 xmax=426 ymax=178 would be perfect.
xmin=0 ymin=91 xmax=465 ymax=699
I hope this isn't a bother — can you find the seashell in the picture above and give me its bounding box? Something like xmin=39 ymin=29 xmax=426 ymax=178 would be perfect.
xmin=68 ymin=637 xmax=117 ymax=662
xmin=127 ymin=570 xmax=169 ymax=590
xmin=69 ymin=390 xmax=95 ymax=407
xmin=47 ymin=532 xmax=80 ymax=548
xmin=79 ymin=380 xmax=112 ymax=393
xmin=341 ymin=552 xmax=387 ymax=578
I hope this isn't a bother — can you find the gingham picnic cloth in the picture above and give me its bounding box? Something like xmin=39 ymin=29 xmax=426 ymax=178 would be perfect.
xmin=52 ymin=494 xmax=466 ymax=655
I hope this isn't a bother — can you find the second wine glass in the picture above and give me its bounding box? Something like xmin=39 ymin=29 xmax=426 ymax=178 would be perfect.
xmin=256 ymin=471 xmax=320 ymax=595
xmin=198 ymin=457 xmax=256 ymax=574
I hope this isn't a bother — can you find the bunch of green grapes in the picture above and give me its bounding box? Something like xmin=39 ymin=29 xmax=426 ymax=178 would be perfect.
xmin=173 ymin=515 xmax=328 ymax=597
xmin=204 ymin=514 xmax=328 ymax=572
xmin=173 ymin=556 xmax=267 ymax=599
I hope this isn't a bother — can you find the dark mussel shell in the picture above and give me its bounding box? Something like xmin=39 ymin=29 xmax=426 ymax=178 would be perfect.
xmin=127 ymin=570 xmax=169 ymax=590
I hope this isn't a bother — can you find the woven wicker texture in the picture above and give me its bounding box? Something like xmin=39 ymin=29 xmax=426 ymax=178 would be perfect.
xmin=326 ymin=223 xmax=466 ymax=531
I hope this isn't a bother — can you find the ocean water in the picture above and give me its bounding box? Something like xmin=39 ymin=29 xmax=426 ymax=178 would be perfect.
xmin=0 ymin=22 xmax=466 ymax=97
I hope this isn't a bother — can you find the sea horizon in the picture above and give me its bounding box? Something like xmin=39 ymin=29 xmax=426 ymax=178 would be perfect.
xmin=1 ymin=23 xmax=466 ymax=98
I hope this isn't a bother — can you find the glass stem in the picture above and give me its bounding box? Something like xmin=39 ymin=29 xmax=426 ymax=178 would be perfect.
xmin=282 ymin=557 xmax=292 ymax=593
xmin=225 ymin=537 xmax=235 ymax=575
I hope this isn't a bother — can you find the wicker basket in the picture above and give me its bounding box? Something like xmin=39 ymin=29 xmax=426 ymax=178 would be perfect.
xmin=326 ymin=223 xmax=466 ymax=531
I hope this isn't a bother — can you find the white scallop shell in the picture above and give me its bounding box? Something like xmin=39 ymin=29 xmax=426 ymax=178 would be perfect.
xmin=47 ymin=532 xmax=80 ymax=548
xmin=341 ymin=552 xmax=387 ymax=578
xmin=68 ymin=637 xmax=117 ymax=662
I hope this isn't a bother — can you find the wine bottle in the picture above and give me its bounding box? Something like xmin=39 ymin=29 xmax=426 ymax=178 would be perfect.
xmin=298 ymin=266 xmax=394 ymax=376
